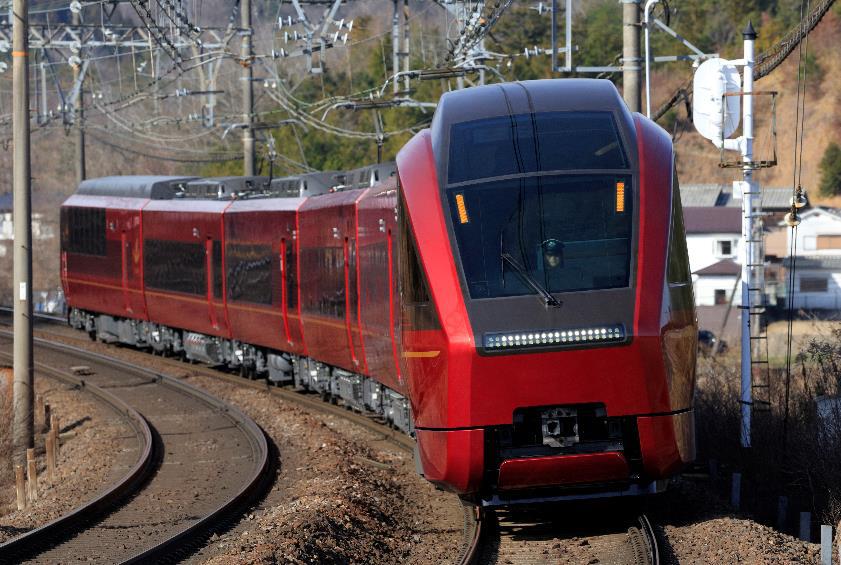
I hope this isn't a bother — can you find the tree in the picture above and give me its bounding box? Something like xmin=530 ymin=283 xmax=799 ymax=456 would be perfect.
xmin=819 ymin=142 xmax=841 ymax=197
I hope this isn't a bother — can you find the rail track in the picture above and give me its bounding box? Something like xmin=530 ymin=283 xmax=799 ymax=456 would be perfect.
xmin=471 ymin=505 xmax=660 ymax=565
xmin=8 ymin=311 xmax=662 ymax=565
xmin=0 ymin=328 xmax=270 ymax=564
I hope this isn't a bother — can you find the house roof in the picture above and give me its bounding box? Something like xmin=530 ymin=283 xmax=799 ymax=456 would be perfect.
xmin=694 ymin=259 xmax=741 ymax=276
xmin=776 ymin=206 xmax=841 ymax=227
xmin=680 ymin=184 xmax=804 ymax=210
xmin=0 ymin=193 xmax=10 ymax=212
xmin=684 ymin=206 xmax=742 ymax=234
xmin=781 ymin=255 xmax=841 ymax=270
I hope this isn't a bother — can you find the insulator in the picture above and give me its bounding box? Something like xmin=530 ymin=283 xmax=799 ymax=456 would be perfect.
xmin=784 ymin=211 xmax=801 ymax=227
xmin=792 ymin=189 xmax=807 ymax=209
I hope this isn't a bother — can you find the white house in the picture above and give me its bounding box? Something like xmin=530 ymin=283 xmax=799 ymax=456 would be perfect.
xmin=683 ymin=206 xmax=743 ymax=306
xmin=782 ymin=207 xmax=841 ymax=310
xmin=0 ymin=193 xmax=54 ymax=257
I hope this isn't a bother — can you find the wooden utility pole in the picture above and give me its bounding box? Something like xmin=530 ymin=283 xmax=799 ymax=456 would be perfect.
xmin=12 ymin=0 xmax=33 ymax=469
xmin=73 ymin=9 xmax=85 ymax=184
xmin=241 ymin=0 xmax=254 ymax=176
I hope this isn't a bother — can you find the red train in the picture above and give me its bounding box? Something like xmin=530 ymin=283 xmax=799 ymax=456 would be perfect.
xmin=61 ymin=79 xmax=697 ymax=506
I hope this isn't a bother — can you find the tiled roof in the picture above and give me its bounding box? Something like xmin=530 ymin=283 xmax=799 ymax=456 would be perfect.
xmin=684 ymin=206 xmax=742 ymax=234
xmin=781 ymin=255 xmax=841 ymax=270
xmin=680 ymin=184 xmax=804 ymax=210
xmin=694 ymin=259 xmax=741 ymax=276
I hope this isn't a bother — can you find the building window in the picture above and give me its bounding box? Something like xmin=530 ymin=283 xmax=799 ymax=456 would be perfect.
xmin=816 ymin=235 xmax=841 ymax=250
xmin=714 ymin=289 xmax=727 ymax=305
xmin=716 ymin=240 xmax=733 ymax=257
xmin=800 ymin=277 xmax=828 ymax=293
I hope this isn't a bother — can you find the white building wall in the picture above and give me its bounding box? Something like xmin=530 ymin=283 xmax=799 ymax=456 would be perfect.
xmin=788 ymin=210 xmax=841 ymax=256
xmin=693 ymin=275 xmax=741 ymax=306
xmin=792 ymin=270 xmax=841 ymax=310
xmin=686 ymin=232 xmax=744 ymax=273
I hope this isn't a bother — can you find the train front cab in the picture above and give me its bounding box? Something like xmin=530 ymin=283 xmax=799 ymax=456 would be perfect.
xmin=396 ymin=79 xmax=697 ymax=505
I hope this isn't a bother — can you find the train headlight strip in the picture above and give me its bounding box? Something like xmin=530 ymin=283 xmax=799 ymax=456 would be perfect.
xmin=483 ymin=325 xmax=626 ymax=350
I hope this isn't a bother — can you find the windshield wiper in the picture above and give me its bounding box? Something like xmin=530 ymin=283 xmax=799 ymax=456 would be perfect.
xmin=501 ymin=252 xmax=562 ymax=308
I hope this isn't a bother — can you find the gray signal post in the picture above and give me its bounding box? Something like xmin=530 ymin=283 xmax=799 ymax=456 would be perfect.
xmin=241 ymin=0 xmax=255 ymax=176
xmin=73 ymin=8 xmax=86 ymax=184
xmin=12 ymin=0 xmax=33 ymax=467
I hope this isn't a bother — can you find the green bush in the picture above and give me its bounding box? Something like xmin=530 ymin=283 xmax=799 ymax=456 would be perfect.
xmin=819 ymin=142 xmax=841 ymax=197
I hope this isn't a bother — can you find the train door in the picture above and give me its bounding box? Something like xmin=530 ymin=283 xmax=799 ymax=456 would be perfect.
xmin=205 ymin=237 xmax=220 ymax=330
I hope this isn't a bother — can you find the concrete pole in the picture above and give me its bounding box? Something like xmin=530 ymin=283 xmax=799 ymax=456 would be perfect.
xmin=73 ymin=10 xmax=85 ymax=185
xmin=241 ymin=0 xmax=255 ymax=176
xmin=740 ymin=21 xmax=757 ymax=449
xmin=392 ymin=0 xmax=400 ymax=94
xmin=402 ymin=0 xmax=410 ymax=92
xmin=622 ymin=0 xmax=641 ymax=113
xmin=11 ymin=0 xmax=33 ymax=469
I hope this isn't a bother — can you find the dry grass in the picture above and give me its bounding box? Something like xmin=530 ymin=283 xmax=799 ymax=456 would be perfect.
xmin=696 ymin=326 xmax=841 ymax=528
xmin=0 ymin=367 xmax=11 ymax=491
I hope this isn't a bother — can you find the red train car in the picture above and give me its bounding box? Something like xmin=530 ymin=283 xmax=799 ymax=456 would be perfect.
xmin=62 ymin=79 xmax=696 ymax=506
xmin=397 ymin=79 xmax=696 ymax=504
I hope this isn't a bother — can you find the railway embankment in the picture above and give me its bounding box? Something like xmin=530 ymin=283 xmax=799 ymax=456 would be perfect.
xmin=0 ymin=364 xmax=134 ymax=542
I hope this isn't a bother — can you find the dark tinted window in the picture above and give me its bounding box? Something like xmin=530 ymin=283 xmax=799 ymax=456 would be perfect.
xmin=213 ymin=240 xmax=223 ymax=299
xmin=62 ymin=207 xmax=106 ymax=256
xmin=284 ymin=239 xmax=298 ymax=309
xmin=398 ymin=192 xmax=441 ymax=330
xmin=226 ymin=243 xmax=274 ymax=305
xmin=144 ymin=239 xmax=205 ymax=295
xmin=668 ymin=171 xmax=691 ymax=286
xmin=447 ymin=174 xmax=633 ymax=299
xmin=448 ymin=111 xmax=627 ymax=184
xmin=300 ymin=246 xmax=346 ymax=319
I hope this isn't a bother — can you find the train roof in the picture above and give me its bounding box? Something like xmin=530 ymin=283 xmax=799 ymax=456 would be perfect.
xmin=182 ymin=176 xmax=271 ymax=200
xmin=332 ymin=162 xmax=396 ymax=191
xmin=270 ymin=171 xmax=336 ymax=197
xmin=76 ymin=176 xmax=198 ymax=199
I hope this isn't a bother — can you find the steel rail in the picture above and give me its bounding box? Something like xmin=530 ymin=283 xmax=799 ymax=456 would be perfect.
xmin=11 ymin=309 xmax=483 ymax=565
xmin=0 ymin=338 xmax=154 ymax=565
xmin=0 ymin=326 xmax=271 ymax=564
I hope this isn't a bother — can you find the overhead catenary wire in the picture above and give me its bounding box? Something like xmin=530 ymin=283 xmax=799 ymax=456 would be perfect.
xmin=782 ymin=0 xmax=814 ymax=449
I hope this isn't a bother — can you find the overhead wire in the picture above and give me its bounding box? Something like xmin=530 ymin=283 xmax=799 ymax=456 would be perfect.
xmin=782 ymin=0 xmax=814 ymax=449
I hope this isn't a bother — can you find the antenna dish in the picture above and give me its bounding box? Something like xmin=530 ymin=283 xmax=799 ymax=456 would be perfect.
xmin=693 ymin=58 xmax=741 ymax=142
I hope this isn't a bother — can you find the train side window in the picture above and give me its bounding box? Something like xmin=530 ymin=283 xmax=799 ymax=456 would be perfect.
xmin=226 ymin=243 xmax=274 ymax=305
xmin=285 ymin=239 xmax=298 ymax=310
xmin=213 ymin=240 xmax=223 ymax=299
xmin=144 ymin=239 xmax=206 ymax=295
xmin=667 ymin=170 xmax=691 ymax=286
xmin=397 ymin=191 xmax=441 ymax=331
xmin=300 ymin=246 xmax=345 ymax=319
xmin=63 ymin=207 xmax=106 ymax=256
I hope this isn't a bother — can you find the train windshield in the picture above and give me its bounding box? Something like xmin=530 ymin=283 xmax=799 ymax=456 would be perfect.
xmin=447 ymin=174 xmax=633 ymax=299
xmin=448 ymin=111 xmax=627 ymax=184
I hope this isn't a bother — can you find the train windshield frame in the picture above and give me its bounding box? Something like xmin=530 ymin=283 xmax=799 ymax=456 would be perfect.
xmin=446 ymin=174 xmax=633 ymax=300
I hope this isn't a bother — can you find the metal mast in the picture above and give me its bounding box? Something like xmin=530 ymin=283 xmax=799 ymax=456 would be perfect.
xmin=12 ymin=0 xmax=33 ymax=467
xmin=241 ymin=0 xmax=255 ymax=175
xmin=73 ymin=8 xmax=86 ymax=184
xmin=739 ymin=21 xmax=757 ymax=448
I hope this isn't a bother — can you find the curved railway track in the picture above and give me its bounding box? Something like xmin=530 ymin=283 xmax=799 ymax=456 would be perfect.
xmin=10 ymin=312 xmax=661 ymax=565
xmin=0 ymin=329 xmax=271 ymax=564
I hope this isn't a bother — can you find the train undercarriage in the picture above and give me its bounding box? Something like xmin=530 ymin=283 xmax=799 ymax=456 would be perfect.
xmin=68 ymin=308 xmax=415 ymax=436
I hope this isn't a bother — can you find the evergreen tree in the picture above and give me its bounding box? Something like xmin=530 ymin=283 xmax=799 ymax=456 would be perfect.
xmin=819 ymin=142 xmax=841 ymax=197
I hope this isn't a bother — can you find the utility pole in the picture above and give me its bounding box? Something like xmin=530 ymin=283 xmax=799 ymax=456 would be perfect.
xmin=12 ymin=0 xmax=33 ymax=468
xmin=73 ymin=9 xmax=85 ymax=185
xmin=739 ymin=21 xmax=757 ymax=449
xmin=622 ymin=0 xmax=641 ymax=112
xmin=241 ymin=0 xmax=255 ymax=176
xmin=392 ymin=0 xmax=400 ymax=95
